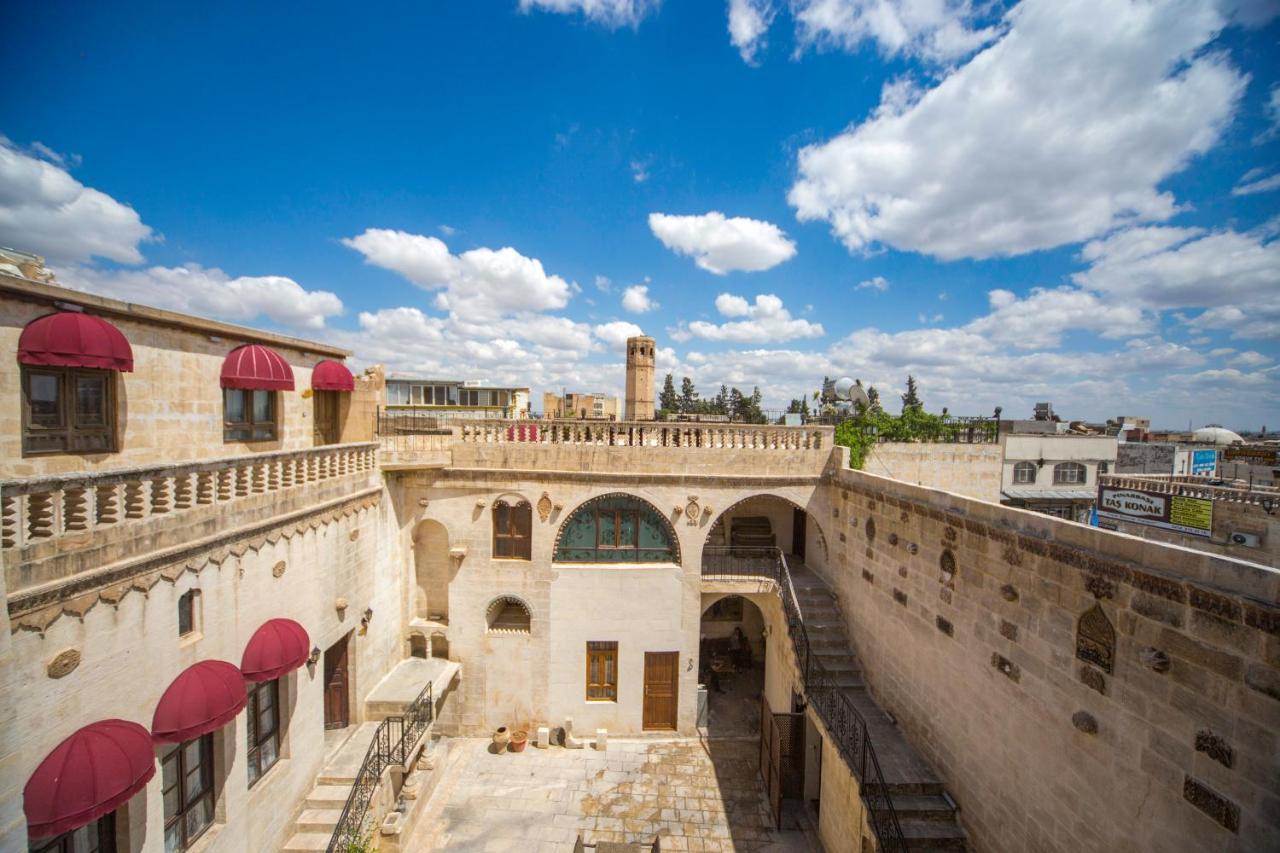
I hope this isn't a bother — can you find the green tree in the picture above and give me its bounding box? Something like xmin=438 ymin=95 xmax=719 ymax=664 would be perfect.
xmin=901 ymin=375 xmax=922 ymax=413
xmin=678 ymin=377 xmax=698 ymax=414
xmin=658 ymin=373 xmax=678 ymax=416
xmin=714 ymin=385 xmax=729 ymax=415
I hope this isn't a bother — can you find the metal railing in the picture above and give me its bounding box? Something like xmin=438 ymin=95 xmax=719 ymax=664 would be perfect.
xmin=328 ymin=682 xmax=434 ymax=853
xmin=702 ymin=546 xmax=907 ymax=852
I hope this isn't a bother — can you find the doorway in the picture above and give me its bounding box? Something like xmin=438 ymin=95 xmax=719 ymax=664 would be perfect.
xmin=313 ymin=390 xmax=340 ymax=446
xmin=791 ymin=507 xmax=807 ymax=561
xmin=642 ymin=651 xmax=679 ymax=731
xmin=323 ymin=633 xmax=351 ymax=730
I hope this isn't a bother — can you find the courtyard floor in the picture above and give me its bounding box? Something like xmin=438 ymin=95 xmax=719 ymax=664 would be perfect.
xmin=406 ymin=737 xmax=815 ymax=852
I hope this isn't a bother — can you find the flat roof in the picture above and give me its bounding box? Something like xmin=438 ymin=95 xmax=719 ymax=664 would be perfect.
xmin=1 ymin=271 xmax=350 ymax=358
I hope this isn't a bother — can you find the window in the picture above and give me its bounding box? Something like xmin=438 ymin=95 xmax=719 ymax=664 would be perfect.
xmin=493 ymin=499 xmax=532 ymax=560
xmin=1012 ymin=461 xmax=1037 ymax=485
xmin=223 ymin=389 xmax=276 ymax=441
xmin=586 ymin=641 xmax=618 ymax=701
xmin=1054 ymin=462 xmax=1087 ymax=485
xmin=1098 ymin=461 xmax=1109 ymax=475
xmin=387 ymin=383 xmax=407 ymax=405
xmin=177 ymin=590 xmax=200 ymax=638
xmin=485 ymin=596 xmax=531 ymax=633
xmin=553 ymin=494 xmax=679 ymax=563
xmin=21 ymin=367 xmax=115 ymax=454
xmin=161 ymin=735 xmax=214 ymax=851
xmin=246 ymin=680 xmax=280 ymax=786
xmin=29 ymin=813 xmax=116 ymax=853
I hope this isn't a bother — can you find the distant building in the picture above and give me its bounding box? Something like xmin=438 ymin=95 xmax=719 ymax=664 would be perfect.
xmin=542 ymin=391 xmax=620 ymax=420
xmin=385 ymin=376 xmax=529 ymax=420
xmin=1116 ymin=443 xmax=1221 ymax=477
xmin=624 ymin=335 xmax=656 ymax=421
xmin=1000 ymin=433 xmax=1118 ymax=522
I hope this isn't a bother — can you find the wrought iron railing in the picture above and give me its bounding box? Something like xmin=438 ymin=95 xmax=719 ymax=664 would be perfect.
xmin=327 ymin=682 xmax=434 ymax=853
xmin=705 ymin=546 xmax=907 ymax=853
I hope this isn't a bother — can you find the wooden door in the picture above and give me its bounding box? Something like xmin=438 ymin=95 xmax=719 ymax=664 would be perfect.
xmin=643 ymin=651 xmax=679 ymax=731
xmin=791 ymin=508 xmax=807 ymax=561
xmin=323 ymin=634 xmax=350 ymax=730
xmin=313 ymin=390 xmax=339 ymax=445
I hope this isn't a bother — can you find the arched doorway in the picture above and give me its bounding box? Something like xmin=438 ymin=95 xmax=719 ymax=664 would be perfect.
xmin=704 ymin=494 xmax=828 ymax=571
xmin=413 ymin=520 xmax=451 ymax=622
xmin=699 ymin=593 xmax=767 ymax=736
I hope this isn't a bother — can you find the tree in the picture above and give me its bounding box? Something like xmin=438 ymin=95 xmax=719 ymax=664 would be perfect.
xmin=659 ymin=374 xmax=678 ymax=416
xmin=901 ymin=375 xmax=922 ymax=413
xmin=714 ymin=385 xmax=729 ymax=416
xmin=867 ymin=385 xmax=881 ymax=412
xmin=678 ymin=377 xmax=698 ymax=414
xmin=727 ymin=387 xmax=746 ymax=421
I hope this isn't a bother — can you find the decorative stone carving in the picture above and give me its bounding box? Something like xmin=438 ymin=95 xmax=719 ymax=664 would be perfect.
xmin=888 ymin=533 xmax=899 ymax=546
xmin=1189 ymin=588 xmax=1241 ymax=621
xmin=1194 ymin=731 xmax=1233 ymax=768
xmin=944 ymin=526 xmax=957 ymax=543
xmin=865 ymin=519 xmax=876 ymax=541
xmin=1076 ymin=603 xmax=1116 ymax=674
xmin=893 ymin=589 xmax=908 ymax=606
xmin=1071 ymin=711 xmax=1098 ymax=734
xmin=1183 ymin=776 xmax=1239 ymax=833
xmin=991 ymin=653 xmax=1020 ymax=681
xmin=940 ymin=588 xmax=953 ymax=604
xmin=1079 ymin=665 xmax=1106 ymax=695
xmin=1129 ymin=569 xmax=1185 ymax=603
xmin=335 ymin=597 xmax=348 ymax=613
xmin=862 ymin=569 xmax=874 ymax=584
xmin=536 ymin=493 xmax=553 ymax=523
xmin=417 ymin=497 xmax=430 ymax=507
xmin=1001 ymin=544 xmax=1022 ymax=567
xmin=1084 ymin=574 xmax=1114 ymax=600
xmin=939 ymin=549 xmax=957 ymax=586
xmin=999 ymin=620 xmax=1018 ymax=642
xmin=47 ymin=649 xmax=81 ymax=678
xmin=1000 ymin=584 xmax=1019 ymax=602
xmin=349 ymin=529 xmax=360 ymax=541
xmin=898 ymin=566 xmax=908 ymax=578
xmin=685 ymin=497 xmax=700 ymax=526
xmin=1139 ymin=647 xmax=1170 ymax=673
xmin=272 ymin=560 xmax=287 ymax=578
xmin=935 ymin=615 xmax=954 ymax=636
xmin=908 ymin=543 xmax=919 ymax=555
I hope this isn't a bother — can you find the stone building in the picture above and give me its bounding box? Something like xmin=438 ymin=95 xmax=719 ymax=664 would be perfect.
xmin=623 ymin=335 xmax=655 ymax=421
xmin=542 ymin=391 xmax=621 ymax=420
xmin=3 ymin=270 xmax=1278 ymax=853
xmin=999 ymin=433 xmax=1118 ymax=522
xmin=384 ymin=375 xmax=529 ymax=422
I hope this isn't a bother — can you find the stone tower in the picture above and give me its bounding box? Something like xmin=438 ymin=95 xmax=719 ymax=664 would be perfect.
xmin=624 ymin=335 xmax=656 ymax=421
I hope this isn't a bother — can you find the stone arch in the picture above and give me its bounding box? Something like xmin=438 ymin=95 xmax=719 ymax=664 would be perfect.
xmin=485 ymin=595 xmax=532 ymax=633
xmin=552 ymin=492 xmax=681 ymax=563
xmin=703 ymin=493 xmax=829 ymax=568
xmin=412 ymin=519 xmax=451 ymax=621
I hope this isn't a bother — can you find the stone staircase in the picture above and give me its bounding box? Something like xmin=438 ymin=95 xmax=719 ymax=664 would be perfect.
xmin=281 ymin=723 xmax=381 ymax=852
xmin=788 ymin=564 xmax=968 ymax=852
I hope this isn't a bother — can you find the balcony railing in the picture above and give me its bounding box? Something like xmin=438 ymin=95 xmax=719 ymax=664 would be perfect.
xmin=0 ymin=443 xmax=378 ymax=552
xmin=1099 ymin=474 xmax=1278 ymax=506
xmin=454 ymin=419 xmax=829 ymax=451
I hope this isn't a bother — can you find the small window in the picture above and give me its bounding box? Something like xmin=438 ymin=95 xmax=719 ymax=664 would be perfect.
xmin=246 ymin=680 xmax=281 ymax=786
xmin=486 ymin=596 xmax=531 ymax=633
xmin=223 ymin=389 xmax=276 ymax=441
xmin=493 ymin=500 xmax=532 ymax=560
xmin=1054 ymin=462 xmax=1087 ymax=485
xmin=586 ymin=641 xmax=618 ymax=701
xmin=1098 ymin=461 xmax=1109 ymax=475
xmin=28 ymin=812 xmax=116 ymax=853
xmin=178 ymin=589 xmax=200 ymax=638
xmin=161 ymin=735 xmax=214 ymax=851
xmin=21 ymin=366 xmax=116 ymax=455
xmin=1013 ymin=461 xmax=1037 ymax=484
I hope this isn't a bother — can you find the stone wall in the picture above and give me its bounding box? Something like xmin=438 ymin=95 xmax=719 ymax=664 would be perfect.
xmin=862 ymin=443 xmax=1003 ymax=503
xmin=823 ymin=460 xmax=1280 ymax=853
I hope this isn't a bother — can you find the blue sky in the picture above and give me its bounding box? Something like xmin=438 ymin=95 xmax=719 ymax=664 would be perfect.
xmin=1 ymin=0 xmax=1277 ymax=429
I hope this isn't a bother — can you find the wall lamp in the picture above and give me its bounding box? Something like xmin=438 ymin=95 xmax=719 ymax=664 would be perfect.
xmin=308 ymin=646 xmax=322 ymax=666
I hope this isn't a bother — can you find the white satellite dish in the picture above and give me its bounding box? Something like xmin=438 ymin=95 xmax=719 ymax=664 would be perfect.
xmin=833 ymin=377 xmax=869 ymax=407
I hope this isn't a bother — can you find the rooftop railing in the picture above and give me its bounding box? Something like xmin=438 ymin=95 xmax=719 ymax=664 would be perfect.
xmin=451 ymin=418 xmax=830 ymax=451
xmin=1099 ymin=474 xmax=1278 ymax=506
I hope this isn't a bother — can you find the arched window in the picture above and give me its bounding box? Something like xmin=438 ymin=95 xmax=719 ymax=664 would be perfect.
xmin=1013 ymin=461 xmax=1037 ymax=484
xmin=553 ymin=494 xmax=679 ymax=563
xmin=1054 ymin=462 xmax=1087 ymax=485
xmin=493 ymin=497 xmax=532 ymax=560
xmin=486 ymin=596 xmax=531 ymax=633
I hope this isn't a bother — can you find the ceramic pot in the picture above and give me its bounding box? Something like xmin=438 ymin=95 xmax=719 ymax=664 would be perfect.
xmin=492 ymin=726 xmax=509 ymax=752
xmin=509 ymin=730 xmax=528 ymax=753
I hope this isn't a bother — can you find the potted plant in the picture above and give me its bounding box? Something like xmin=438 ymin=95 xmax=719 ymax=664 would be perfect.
xmin=492 ymin=726 xmax=509 ymax=752
xmin=509 ymin=730 xmax=528 ymax=753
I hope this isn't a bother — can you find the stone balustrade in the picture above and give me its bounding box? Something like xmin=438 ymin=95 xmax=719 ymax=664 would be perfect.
xmin=453 ymin=419 xmax=830 ymax=451
xmin=1 ymin=442 xmax=379 ymax=552
xmin=1099 ymin=473 xmax=1278 ymax=506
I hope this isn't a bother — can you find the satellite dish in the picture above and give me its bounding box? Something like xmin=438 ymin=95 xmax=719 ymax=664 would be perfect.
xmin=833 ymin=377 xmax=869 ymax=407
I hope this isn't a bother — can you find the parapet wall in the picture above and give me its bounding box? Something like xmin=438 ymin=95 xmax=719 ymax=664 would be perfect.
xmin=861 ymin=442 xmax=1003 ymax=503
xmin=823 ymin=458 xmax=1279 ymax=853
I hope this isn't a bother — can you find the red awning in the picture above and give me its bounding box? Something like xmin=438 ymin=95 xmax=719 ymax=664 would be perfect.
xmin=220 ymin=344 xmax=295 ymax=391
xmin=311 ymin=359 xmax=355 ymax=392
xmin=151 ymin=661 xmax=248 ymax=744
xmin=241 ymin=618 xmax=311 ymax=682
xmin=18 ymin=312 xmax=134 ymax=372
xmin=24 ymin=720 xmax=155 ymax=839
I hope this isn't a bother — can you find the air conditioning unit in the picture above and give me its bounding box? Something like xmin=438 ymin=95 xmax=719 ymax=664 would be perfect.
xmin=1229 ymin=532 xmax=1261 ymax=547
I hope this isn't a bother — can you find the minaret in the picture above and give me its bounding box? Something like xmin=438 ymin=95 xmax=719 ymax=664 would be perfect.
xmin=624 ymin=335 xmax=656 ymax=421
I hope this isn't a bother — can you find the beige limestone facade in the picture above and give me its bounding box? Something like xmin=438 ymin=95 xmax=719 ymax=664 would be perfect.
xmin=624 ymin=335 xmax=656 ymax=422
xmin=862 ymin=442 xmax=1004 ymax=503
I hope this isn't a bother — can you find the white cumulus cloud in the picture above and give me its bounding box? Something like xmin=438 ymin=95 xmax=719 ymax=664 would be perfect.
xmin=790 ymin=0 xmax=1000 ymax=62
xmin=729 ymin=0 xmax=777 ymax=63
xmin=685 ymin=293 xmax=824 ymax=343
xmin=519 ymin=0 xmax=660 ymax=28
xmin=594 ymin=320 xmax=646 ymax=348
xmin=622 ymin=284 xmax=658 ymax=313
xmin=0 ymin=138 xmax=155 ymax=264
xmin=856 ymin=276 xmax=889 ymax=291
xmin=649 ymin=211 xmax=797 ymax=274
xmin=789 ymin=0 xmax=1246 ymax=261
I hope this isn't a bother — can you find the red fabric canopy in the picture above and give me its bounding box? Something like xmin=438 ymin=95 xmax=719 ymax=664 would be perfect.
xmin=241 ymin=618 xmax=311 ymax=682
xmin=24 ymin=719 xmax=155 ymax=839
xmin=220 ymin=344 xmax=295 ymax=391
xmin=151 ymin=661 xmax=248 ymax=744
xmin=18 ymin=312 xmax=134 ymax=372
xmin=311 ymin=359 xmax=355 ymax=392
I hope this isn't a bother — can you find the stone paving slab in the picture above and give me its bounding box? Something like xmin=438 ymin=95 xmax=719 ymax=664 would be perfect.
xmin=406 ymin=738 xmax=815 ymax=852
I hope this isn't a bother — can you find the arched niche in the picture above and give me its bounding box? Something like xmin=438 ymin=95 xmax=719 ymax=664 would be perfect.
xmin=413 ymin=519 xmax=451 ymax=621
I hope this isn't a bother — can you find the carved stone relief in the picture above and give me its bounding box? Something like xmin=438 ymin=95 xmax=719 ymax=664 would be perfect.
xmin=1076 ymin=603 xmax=1116 ymax=674
xmin=272 ymin=560 xmax=287 ymax=578
xmin=1194 ymin=731 xmax=1233 ymax=768
xmin=536 ymin=493 xmax=553 ymax=523
xmin=1079 ymin=665 xmax=1106 ymax=695
xmin=1071 ymin=711 xmax=1098 ymax=734
xmin=1084 ymin=574 xmax=1114 ymax=600
xmin=47 ymin=649 xmax=81 ymax=679
xmin=685 ymin=497 xmax=701 ymax=526
xmin=1183 ymin=776 xmax=1239 ymax=832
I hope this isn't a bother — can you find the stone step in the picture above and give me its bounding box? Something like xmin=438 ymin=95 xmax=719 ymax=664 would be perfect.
xmin=295 ymin=808 xmax=343 ymax=834
xmin=873 ymin=794 xmax=956 ymax=822
xmin=304 ymin=784 xmax=352 ymax=810
xmin=281 ymin=831 xmax=333 ymax=852
xmin=895 ymin=818 xmax=968 ymax=851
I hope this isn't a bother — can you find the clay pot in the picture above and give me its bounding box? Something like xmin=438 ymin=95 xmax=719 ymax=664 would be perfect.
xmin=492 ymin=726 xmax=509 ymax=753
xmin=509 ymin=730 xmax=528 ymax=753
